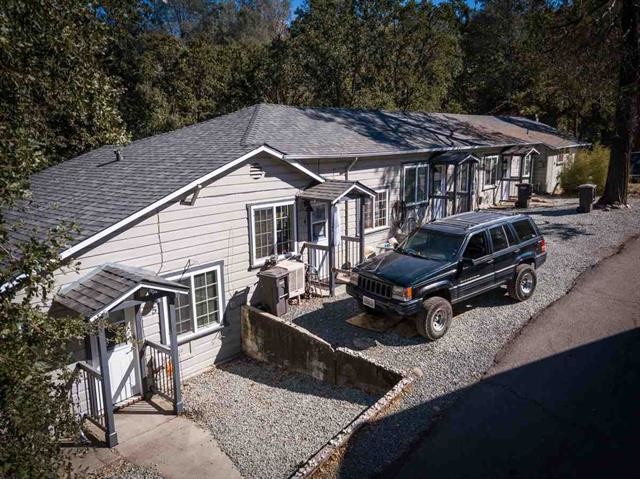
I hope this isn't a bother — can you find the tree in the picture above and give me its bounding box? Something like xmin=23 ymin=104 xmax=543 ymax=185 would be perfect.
xmin=0 ymin=0 xmax=129 ymax=167
xmin=597 ymin=0 xmax=640 ymax=206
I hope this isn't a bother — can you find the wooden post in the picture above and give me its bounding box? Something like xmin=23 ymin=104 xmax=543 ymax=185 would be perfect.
xmin=166 ymin=295 xmax=183 ymax=414
xmin=133 ymin=305 xmax=149 ymax=399
xmin=358 ymin=197 xmax=365 ymax=264
xmin=96 ymin=323 xmax=118 ymax=447
xmin=328 ymin=202 xmax=335 ymax=297
xmin=452 ymin=164 xmax=458 ymax=214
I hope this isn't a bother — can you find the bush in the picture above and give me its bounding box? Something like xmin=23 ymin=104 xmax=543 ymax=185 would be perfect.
xmin=559 ymin=144 xmax=609 ymax=194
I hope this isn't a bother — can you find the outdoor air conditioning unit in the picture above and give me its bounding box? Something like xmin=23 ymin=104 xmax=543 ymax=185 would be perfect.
xmin=278 ymin=260 xmax=306 ymax=300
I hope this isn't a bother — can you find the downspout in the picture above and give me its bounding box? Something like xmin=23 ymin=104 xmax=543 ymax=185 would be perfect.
xmin=344 ymin=157 xmax=359 ymax=235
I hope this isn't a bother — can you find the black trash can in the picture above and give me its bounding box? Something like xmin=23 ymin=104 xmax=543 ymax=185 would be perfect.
xmin=253 ymin=266 xmax=289 ymax=316
xmin=515 ymin=183 xmax=533 ymax=208
xmin=578 ymin=184 xmax=596 ymax=213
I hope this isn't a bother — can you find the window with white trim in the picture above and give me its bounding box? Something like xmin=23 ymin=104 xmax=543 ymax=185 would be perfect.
xmin=363 ymin=189 xmax=389 ymax=231
xmin=168 ymin=265 xmax=223 ymax=337
xmin=457 ymin=163 xmax=470 ymax=193
xmin=250 ymin=200 xmax=296 ymax=266
xmin=403 ymin=164 xmax=429 ymax=205
xmin=522 ymin=155 xmax=532 ymax=177
xmin=483 ymin=156 xmax=499 ymax=187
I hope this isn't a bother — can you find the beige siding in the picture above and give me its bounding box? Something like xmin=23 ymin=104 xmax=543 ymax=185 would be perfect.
xmin=54 ymin=154 xmax=312 ymax=377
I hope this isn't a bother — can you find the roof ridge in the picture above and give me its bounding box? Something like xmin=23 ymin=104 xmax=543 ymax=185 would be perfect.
xmin=241 ymin=103 xmax=263 ymax=147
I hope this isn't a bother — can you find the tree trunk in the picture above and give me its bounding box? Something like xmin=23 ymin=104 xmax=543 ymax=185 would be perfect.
xmin=596 ymin=0 xmax=640 ymax=206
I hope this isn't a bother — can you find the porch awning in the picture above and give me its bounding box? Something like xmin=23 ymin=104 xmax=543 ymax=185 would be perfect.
xmin=501 ymin=145 xmax=540 ymax=156
xmin=53 ymin=264 xmax=189 ymax=321
xmin=431 ymin=152 xmax=480 ymax=164
xmin=297 ymin=179 xmax=376 ymax=204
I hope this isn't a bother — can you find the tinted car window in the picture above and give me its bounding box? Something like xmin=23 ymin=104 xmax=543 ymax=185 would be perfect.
xmin=400 ymin=228 xmax=464 ymax=261
xmin=463 ymin=232 xmax=488 ymax=260
xmin=490 ymin=226 xmax=509 ymax=251
xmin=504 ymin=224 xmax=517 ymax=244
xmin=513 ymin=219 xmax=537 ymax=241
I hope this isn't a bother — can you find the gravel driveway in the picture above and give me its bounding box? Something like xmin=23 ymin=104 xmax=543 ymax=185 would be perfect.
xmin=283 ymin=199 xmax=640 ymax=477
xmin=182 ymin=357 xmax=376 ymax=479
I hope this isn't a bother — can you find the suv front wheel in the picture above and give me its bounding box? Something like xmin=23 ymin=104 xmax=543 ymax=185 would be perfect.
xmin=415 ymin=296 xmax=453 ymax=341
xmin=508 ymin=264 xmax=537 ymax=301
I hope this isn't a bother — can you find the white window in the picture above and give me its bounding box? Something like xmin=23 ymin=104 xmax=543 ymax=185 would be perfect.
xmin=483 ymin=156 xmax=499 ymax=187
xmin=167 ymin=264 xmax=224 ymax=337
xmin=363 ymin=189 xmax=389 ymax=232
xmin=403 ymin=163 xmax=429 ymax=205
xmin=522 ymin=155 xmax=532 ymax=177
xmin=250 ymin=200 xmax=297 ymax=267
xmin=310 ymin=202 xmax=328 ymax=242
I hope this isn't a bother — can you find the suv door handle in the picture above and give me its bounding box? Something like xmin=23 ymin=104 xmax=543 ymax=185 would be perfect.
xmin=487 ymin=259 xmax=494 ymax=264
xmin=514 ymin=248 xmax=521 ymax=253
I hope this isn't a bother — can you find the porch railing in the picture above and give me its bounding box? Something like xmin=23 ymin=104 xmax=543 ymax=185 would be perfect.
xmin=69 ymin=362 xmax=107 ymax=434
xmin=304 ymin=235 xmax=363 ymax=288
xmin=336 ymin=235 xmax=361 ymax=271
xmin=142 ymin=339 xmax=175 ymax=402
xmin=304 ymin=242 xmax=330 ymax=285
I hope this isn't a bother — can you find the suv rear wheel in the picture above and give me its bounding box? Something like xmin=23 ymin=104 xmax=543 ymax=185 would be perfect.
xmin=508 ymin=264 xmax=537 ymax=301
xmin=415 ymin=296 xmax=453 ymax=340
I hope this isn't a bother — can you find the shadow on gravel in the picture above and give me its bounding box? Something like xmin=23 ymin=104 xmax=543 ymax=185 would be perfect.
xmin=213 ymin=356 xmax=375 ymax=405
xmin=332 ymin=329 xmax=640 ymax=479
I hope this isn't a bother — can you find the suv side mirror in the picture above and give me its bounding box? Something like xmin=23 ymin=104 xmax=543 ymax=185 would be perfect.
xmin=460 ymin=257 xmax=475 ymax=267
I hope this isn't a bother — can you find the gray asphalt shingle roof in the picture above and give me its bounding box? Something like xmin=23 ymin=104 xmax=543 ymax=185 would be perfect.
xmin=53 ymin=264 xmax=189 ymax=320
xmin=5 ymin=103 xmax=583 ymax=256
xmin=297 ymin=179 xmax=376 ymax=203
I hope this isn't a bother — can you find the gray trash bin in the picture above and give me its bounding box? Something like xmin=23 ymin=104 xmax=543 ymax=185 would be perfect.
xmin=253 ymin=266 xmax=289 ymax=316
xmin=515 ymin=183 xmax=532 ymax=208
xmin=578 ymin=184 xmax=596 ymax=213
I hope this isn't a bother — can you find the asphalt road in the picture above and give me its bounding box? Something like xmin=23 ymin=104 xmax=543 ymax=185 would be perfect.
xmin=393 ymin=235 xmax=640 ymax=479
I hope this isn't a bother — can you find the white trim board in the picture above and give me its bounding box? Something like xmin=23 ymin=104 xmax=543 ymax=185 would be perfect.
xmin=60 ymin=144 xmax=324 ymax=261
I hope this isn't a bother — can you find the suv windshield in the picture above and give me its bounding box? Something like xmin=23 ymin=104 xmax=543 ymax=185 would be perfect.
xmin=399 ymin=228 xmax=464 ymax=261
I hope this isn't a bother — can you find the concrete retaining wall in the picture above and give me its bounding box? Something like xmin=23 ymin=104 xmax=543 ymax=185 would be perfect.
xmin=241 ymin=305 xmax=403 ymax=395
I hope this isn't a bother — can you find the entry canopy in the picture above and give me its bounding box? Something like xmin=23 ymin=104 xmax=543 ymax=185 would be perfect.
xmin=53 ymin=264 xmax=189 ymax=321
xmin=431 ymin=152 xmax=480 ymax=164
xmin=501 ymin=145 xmax=540 ymax=156
xmin=297 ymin=179 xmax=376 ymax=205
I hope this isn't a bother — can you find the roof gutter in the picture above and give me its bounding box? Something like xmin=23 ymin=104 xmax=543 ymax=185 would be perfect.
xmin=282 ymin=142 xmax=544 ymax=161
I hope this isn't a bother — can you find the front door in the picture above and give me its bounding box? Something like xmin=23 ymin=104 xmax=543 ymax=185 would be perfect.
xmin=501 ymin=157 xmax=511 ymax=201
xmin=456 ymin=231 xmax=494 ymax=300
xmin=309 ymin=202 xmax=330 ymax=282
xmin=431 ymin=164 xmax=448 ymax=220
xmin=106 ymin=307 xmax=141 ymax=405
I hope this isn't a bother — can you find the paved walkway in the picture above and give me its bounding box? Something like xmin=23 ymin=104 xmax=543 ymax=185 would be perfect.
xmin=394 ymin=235 xmax=640 ymax=479
xmin=70 ymin=397 xmax=241 ymax=478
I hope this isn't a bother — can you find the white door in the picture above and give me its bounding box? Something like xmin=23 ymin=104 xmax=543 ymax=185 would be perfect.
xmin=106 ymin=307 xmax=141 ymax=405
xmin=432 ymin=165 xmax=447 ymax=220
xmin=309 ymin=202 xmax=330 ymax=281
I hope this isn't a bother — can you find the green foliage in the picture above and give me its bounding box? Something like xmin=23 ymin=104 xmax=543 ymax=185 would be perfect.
xmin=0 ymin=0 xmax=129 ymax=166
xmin=560 ymin=144 xmax=610 ymax=194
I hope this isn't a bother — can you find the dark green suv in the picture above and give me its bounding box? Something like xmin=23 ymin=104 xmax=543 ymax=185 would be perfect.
xmin=346 ymin=211 xmax=547 ymax=340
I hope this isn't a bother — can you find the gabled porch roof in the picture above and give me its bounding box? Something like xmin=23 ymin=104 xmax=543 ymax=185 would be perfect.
xmin=501 ymin=145 xmax=540 ymax=156
xmin=431 ymin=151 xmax=481 ymax=164
xmin=297 ymin=179 xmax=376 ymax=205
xmin=54 ymin=264 xmax=189 ymax=321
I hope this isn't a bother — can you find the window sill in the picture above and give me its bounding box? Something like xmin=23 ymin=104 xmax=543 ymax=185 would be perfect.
xmin=482 ymin=185 xmax=497 ymax=191
xmin=405 ymin=200 xmax=429 ymax=207
xmin=249 ymin=253 xmax=295 ymax=271
xmin=177 ymin=323 xmax=225 ymax=346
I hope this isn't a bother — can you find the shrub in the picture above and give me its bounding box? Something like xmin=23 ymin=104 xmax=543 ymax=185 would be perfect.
xmin=559 ymin=144 xmax=610 ymax=194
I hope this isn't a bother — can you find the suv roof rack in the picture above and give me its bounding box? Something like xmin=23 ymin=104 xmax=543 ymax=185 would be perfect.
xmin=428 ymin=211 xmax=524 ymax=232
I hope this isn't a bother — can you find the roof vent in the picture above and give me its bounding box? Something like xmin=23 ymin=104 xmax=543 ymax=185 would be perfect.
xmin=249 ymin=163 xmax=265 ymax=180
xmin=114 ymin=149 xmax=123 ymax=161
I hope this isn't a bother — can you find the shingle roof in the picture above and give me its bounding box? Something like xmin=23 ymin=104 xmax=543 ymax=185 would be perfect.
xmin=297 ymin=179 xmax=376 ymax=203
xmin=53 ymin=264 xmax=189 ymax=320
xmin=4 ymin=103 xmax=583 ymax=257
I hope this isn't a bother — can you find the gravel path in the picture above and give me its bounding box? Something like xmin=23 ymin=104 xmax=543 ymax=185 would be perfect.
xmin=182 ymin=357 xmax=376 ymax=479
xmin=90 ymin=459 xmax=163 ymax=479
xmin=283 ymin=199 xmax=640 ymax=477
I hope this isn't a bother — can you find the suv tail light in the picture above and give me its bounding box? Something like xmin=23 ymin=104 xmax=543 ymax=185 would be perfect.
xmin=538 ymin=238 xmax=546 ymax=254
